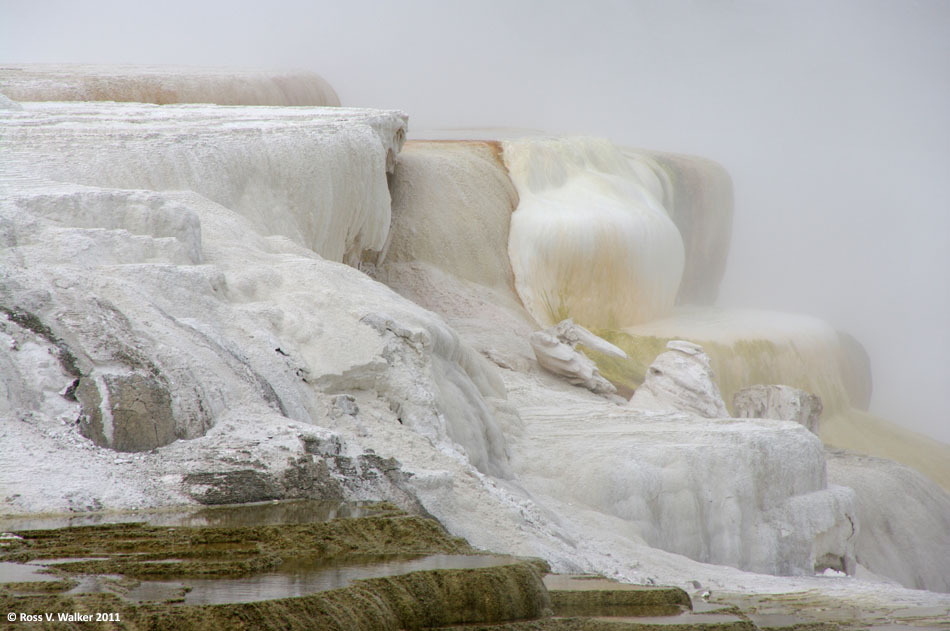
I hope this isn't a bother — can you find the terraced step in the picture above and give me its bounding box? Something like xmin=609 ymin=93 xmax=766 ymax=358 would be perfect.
xmin=436 ymin=613 xmax=755 ymax=630
xmin=568 ymin=614 xmax=754 ymax=630
xmin=544 ymin=575 xmax=693 ymax=617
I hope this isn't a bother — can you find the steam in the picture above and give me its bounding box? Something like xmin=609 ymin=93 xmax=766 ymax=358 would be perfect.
xmin=1 ymin=0 xmax=946 ymax=441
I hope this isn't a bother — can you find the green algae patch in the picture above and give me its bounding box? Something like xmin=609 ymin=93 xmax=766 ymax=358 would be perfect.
xmin=0 ymin=563 xmax=548 ymax=631
xmin=1 ymin=512 xmax=472 ymax=579
xmin=0 ymin=578 xmax=78 ymax=594
xmin=0 ymin=507 xmax=552 ymax=630
xmin=581 ymin=332 xmax=672 ymax=398
xmin=542 ymin=575 xmax=691 ymax=620
xmin=549 ymin=586 xmax=691 ymax=618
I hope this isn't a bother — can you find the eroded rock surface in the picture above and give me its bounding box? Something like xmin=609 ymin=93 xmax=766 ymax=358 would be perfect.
xmin=629 ymin=340 xmax=728 ymax=418
xmin=530 ymin=319 xmax=626 ymax=395
xmin=77 ymin=372 xmax=177 ymax=452
xmin=734 ymin=384 xmax=823 ymax=435
xmin=2 ymin=84 xmax=946 ymax=609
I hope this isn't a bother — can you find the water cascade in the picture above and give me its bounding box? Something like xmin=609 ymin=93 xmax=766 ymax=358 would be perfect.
xmin=504 ymin=137 xmax=686 ymax=329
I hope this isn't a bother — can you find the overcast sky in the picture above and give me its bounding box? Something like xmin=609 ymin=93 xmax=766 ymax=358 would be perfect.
xmin=2 ymin=0 xmax=948 ymax=441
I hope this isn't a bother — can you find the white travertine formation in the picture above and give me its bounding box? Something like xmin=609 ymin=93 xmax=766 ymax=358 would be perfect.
xmin=822 ymin=408 xmax=950 ymax=493
xmin=620 ymin=307 xmax=856 ymax=418
xmin=380 ymin=141 xmax=518 ymax=292
xmin=623 ymin=149 xmax=734 ymax=306
xmin=734 ymin=385 xmax=823 ymax=435
xmin=0 ymin=64 xmax=339 ymax=106
xmin=1 ymin=83 xmax=948 ymax=609
xmin=504 ymin=137 xmax=685 ymax=329
xmin=1 ymin=102 xmax=405 ymax=266
xmin=511 ymin=386 xmax=856 ymax=577
xmin=376 ymin=141 xmax=539 ymax=375
xmin=0 ymin=102 xmax=513 ymax=490
xmin=827 ymin=449 xmax=950 ymax=592
xmin=629 ymin=341 xmax=729 ymax=418
xmin=371 ymin=141 xmax=864 ymax=579
xmin=529 ymin=319 xmax=626 ymax=395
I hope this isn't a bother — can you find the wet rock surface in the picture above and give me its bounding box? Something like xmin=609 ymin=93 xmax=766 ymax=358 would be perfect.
xmin=0 ymin=505 xmax=550 ymax=631
xmin=6 ymin=504 xmax=929 ymax=630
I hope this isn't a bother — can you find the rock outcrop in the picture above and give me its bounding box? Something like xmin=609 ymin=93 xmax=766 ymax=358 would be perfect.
xmin=513 ymin=389 xmax=856 ymax=576
xmin=77 ymin=372 xmax=177 ymax=452
xmin=629 ymin=341 xmax=728 ymax=418
xmin=604 ymin=308 xmax=856 ymax=419
xmin=375 ymin=140 xmax=539 ymax=377
xmin=530 ymin=319 xmax=627 ymax=395
xmin=0 ymin=100 xmax=516 ymax=516
xmin=733 ymin=384 xmax=823 ymax=435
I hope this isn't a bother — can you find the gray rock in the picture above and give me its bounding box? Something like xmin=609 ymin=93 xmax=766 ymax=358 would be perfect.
xmin=77 ymin=372 xmax=177 ymax=452
xmin=181 ymin=449 xmax=430 ymax=517
xmin=183 ymin=458 xmax=345 ymax=506
xmin=183 ymin=470 xmax=285 ymax=505
xmin=329 ymin=394 xmax=359 ymax=418
xmin=733 ymin=384 xmax=822 ymax=434
xmin=629 ymin=341 xmax=729 ymax=418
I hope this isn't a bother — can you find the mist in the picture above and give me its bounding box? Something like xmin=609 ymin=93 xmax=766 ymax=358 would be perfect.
xmin=2 ymin=0 xmax=947 ymax=442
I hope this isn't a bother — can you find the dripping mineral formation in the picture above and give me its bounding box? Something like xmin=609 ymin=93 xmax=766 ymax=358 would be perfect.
xmin=1 ymin=67 xmax=948 ymax=621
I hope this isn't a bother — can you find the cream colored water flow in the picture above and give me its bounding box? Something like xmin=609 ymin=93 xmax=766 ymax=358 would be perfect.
xmin=503 ymin=137 xmax=685 ymax=329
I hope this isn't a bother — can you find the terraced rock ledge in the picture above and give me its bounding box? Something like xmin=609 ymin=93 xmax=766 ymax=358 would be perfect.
xmin=0 ymin=504 xmax=550 ymax=630
xmin=0 ymin=504 xmax=940 ymax=630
